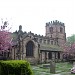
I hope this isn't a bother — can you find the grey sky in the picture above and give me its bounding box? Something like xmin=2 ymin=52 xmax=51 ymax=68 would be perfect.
xmin=0 ymin=0 xmax=75 ymax=37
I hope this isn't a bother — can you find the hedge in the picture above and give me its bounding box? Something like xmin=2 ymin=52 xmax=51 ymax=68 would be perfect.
xmin=0 ymin=60 xmax=33 ymax=75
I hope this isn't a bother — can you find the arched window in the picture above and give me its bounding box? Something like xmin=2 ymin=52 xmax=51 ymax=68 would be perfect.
xmin=60 ymin=27 xmax=63 ymax=33
xmin=26 ymin=41 xmax=34 ymax=57
xmin=49 ymin=27 xmax=53 ymax=33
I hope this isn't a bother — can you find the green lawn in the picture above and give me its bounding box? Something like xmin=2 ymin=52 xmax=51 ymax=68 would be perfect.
xmin=31 ymin=62 xmax=74 ymax=75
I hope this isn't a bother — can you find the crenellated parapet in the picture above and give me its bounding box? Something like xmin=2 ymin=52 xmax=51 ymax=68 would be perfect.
xmin=46 ymin=20 xmax=64 ymax=26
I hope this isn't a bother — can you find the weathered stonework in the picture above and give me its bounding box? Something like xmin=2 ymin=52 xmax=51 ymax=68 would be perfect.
xmin=11 ymin=20 xmax=66 ymax=64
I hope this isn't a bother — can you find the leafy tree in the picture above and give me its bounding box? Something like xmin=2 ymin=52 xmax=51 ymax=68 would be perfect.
xmin=67 ymin=34 xmax=75 ymax=45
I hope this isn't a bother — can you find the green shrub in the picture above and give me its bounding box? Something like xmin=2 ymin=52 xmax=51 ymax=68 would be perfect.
xmin=0 ymin=60 xmax=33 ymax=75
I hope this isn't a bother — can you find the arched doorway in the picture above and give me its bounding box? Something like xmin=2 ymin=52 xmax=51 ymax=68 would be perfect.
xmin=26 ymin=41 xmax=34 ymax=57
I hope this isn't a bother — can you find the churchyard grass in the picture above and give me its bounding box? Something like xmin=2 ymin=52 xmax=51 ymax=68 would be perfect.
xmin=32 ymin=62 xmax=74 ymax=75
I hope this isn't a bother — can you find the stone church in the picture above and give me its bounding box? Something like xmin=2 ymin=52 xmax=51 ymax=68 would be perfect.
xmin=11 ymin=20 xmax=66 ymax=64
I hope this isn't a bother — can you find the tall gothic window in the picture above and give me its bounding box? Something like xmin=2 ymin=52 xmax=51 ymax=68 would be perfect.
xmin=49 ymin=27 xmax=53 ymax=33
xmin=60 ymin=27 xmax=63 ymax=33
xmin=26 ymin=41 xmax=34 ymax=57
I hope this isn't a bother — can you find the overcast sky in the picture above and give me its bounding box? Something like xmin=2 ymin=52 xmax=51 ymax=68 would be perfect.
xmin=0 ymin=0 xmax=75 ymax=37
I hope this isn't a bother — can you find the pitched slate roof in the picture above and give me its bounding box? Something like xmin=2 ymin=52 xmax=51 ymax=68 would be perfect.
xmin=40 ymin=44 xmax=63 ymax=51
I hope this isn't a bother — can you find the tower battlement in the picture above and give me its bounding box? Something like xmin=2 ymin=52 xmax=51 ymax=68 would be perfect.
xmin=45 ymin=20 xmax=66 ymax=46
xmin=46 ymin=20 xmax=64 ymax=26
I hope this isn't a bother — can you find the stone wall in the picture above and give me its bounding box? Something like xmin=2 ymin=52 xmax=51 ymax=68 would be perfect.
xmin=45 ymin=20 xmax=66 ymax=46
xmin=11 ymin=20 xmax=66 ymax=63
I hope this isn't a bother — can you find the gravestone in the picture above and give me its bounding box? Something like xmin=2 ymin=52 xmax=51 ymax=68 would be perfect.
xmin=50 ymin=60 xmax=55 ymax=74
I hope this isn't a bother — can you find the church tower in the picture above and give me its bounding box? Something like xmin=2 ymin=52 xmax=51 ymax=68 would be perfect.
xmin=45 ymin=20 xmax=66 ymax=46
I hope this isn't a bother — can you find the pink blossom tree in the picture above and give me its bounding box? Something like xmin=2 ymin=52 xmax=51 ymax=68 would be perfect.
xmin=63 ymin=35 xmax=75 ymax=61
xmin=0 ymin=19 xmax=12 ymax=58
